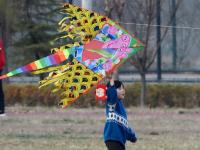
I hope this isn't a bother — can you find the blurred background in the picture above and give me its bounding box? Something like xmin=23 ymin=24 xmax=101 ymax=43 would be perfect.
xmin=0 ymin=1 xmax=200 ymax=150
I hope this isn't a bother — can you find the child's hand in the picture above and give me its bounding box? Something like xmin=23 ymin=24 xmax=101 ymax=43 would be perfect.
xmin=106 ymin=73 xmax=114 ymax=86
xmin=131 ymin=138 xmax=137 ymax=143
xmin=110 ymin=77 xmax=114 ymax=86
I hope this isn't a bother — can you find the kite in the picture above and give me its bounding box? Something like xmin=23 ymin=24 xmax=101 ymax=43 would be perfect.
xmin=0 ymin=3 xmax=144 ymax=108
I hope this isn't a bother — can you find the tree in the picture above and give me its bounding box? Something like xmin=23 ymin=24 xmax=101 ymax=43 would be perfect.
xmin=125 ymin=0 xmax=182 ymax=107
xmin=13 ymin=0 xmax=60 ymax=62
xmin=0 ymin=0 xmax=6 ymax=39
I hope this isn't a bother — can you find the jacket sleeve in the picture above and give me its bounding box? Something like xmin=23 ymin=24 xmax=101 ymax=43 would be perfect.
xmin=106 ymin=85 xmax=118 ymax=105
xmin=126 ymin=127 xmax=137 ymax=143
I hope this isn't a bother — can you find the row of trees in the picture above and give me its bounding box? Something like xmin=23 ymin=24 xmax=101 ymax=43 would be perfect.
xmin=0 ymin=0 xmax=62 ymax=63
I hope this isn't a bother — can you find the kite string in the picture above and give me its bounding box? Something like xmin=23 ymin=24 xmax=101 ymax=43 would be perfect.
xmin=118 ymin=22 xmax=200 ymax=30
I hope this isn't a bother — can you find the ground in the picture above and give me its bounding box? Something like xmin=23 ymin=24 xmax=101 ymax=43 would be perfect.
xmin=0 ymin=106 xmax=200 ymax=150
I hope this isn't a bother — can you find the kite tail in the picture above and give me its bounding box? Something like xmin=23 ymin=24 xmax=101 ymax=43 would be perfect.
xmin=0 ymin=75 xmax=7 ymax=80
xmin=0 ymin=49 xmax=70 ymax=80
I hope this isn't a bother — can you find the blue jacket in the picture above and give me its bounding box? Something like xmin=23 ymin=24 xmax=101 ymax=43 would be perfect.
xmin=104 ymin=85 xmax=137 ymax=146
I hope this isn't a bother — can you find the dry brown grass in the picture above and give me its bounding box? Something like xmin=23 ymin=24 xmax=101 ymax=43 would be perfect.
xmin=0 ymin=106 xmax=200 ymax=150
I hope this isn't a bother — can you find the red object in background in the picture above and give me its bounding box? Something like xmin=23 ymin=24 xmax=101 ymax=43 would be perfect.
xmin=95 ymin=84 xmax=107 ymax=101
xmin=0 ymin=39 xmax=6 ymax=70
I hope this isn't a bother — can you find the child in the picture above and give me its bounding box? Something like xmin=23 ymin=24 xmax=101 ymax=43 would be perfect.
xmin=104 ymin=76 xmax=137 ymax=150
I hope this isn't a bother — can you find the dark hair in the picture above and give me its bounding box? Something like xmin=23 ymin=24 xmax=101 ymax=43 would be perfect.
xmin=107 ymin=80 xmax=124 ymax=89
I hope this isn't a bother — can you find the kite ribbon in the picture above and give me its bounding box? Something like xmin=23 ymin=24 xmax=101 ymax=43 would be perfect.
xmin=0 ymin=49 xmax=70 ymax=80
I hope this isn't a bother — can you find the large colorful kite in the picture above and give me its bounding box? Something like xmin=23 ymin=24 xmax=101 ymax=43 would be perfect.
xmin=0 ymin=3 xmax=144 ymax=108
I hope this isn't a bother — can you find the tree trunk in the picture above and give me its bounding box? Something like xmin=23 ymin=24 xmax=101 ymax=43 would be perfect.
xmin=82 ymin=0 xmax=92 ymax=10
xmin=140 ymin=72 xmax=146 ymax=107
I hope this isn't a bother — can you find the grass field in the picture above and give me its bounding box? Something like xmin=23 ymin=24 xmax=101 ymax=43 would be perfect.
xmin=0 ymin=106 xmax=200 ymax=150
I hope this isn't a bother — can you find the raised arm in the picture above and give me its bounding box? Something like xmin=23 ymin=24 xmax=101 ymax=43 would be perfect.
xmin=106 ymin=74 xmax=118 ymax=105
